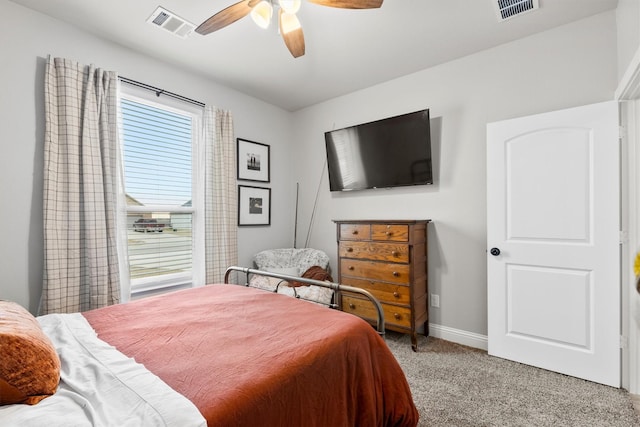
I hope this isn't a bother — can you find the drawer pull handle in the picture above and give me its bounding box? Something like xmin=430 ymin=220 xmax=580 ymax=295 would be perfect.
xmin=392 ymin=271 xmax=399 ymax=277
xmin=393 ymin=291 xmax=400 ymax=298
xmin=391 ymin=250 xmax=398 ymax=256
xmin=352 ymin=230 xmax=358 ymax=235
xmin=348 ymin=266 xmax=354 ymax=270
xmin=393 ymin=313 xmax=401 ymax=320
xmin=349 ymin=303 xmax=355 ymax=309
xmin=385 ymin=231 xmax=392 ymax=236
xmin=346 ymin=247 xmax=353 ymax=252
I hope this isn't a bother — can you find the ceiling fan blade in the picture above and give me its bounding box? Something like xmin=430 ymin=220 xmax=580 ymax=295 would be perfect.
xmin=279 ymin=11 xmax=305 ymax=58
xmin=195 ymin=1 xmax=253 ymax=35
xmin=307 ymin=0 xmax=383 ymax=9
xmin=282 ymin=29 xmax=305 ymax=58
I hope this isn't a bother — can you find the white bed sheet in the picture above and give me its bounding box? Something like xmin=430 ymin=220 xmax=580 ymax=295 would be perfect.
xmin=0 ymin=313 xmax=206 ymax=427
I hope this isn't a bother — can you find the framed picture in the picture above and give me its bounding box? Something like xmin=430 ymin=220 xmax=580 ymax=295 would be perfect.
xmin=237 ymin=138 xmax=270 ymax=182
xmin=238 ymin=185 xmax=271 ymax=226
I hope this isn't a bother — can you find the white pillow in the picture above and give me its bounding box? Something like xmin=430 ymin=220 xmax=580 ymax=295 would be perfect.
xmin=249 ymin=267 xmax=298 ymax=292
xmin=294 ymin=286 xmax=334 ymax=306
xmin=250 ymin=267 xmax=332 ymax=306
xmin=249 ymin=275 xmax=291 ymax=292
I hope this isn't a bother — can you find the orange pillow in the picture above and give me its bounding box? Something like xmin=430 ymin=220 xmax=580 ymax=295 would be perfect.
xmin=290 ymin=266 xmax=334 ymax=288
xmin=0 ymin=301 xmax=60 ymax=405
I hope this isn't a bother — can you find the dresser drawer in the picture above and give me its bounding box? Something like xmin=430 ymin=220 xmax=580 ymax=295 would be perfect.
xmin=340 ymin=259 xmax=410 ymax=284
xmin=342 ymin=295 xmax=411 ymax=328
xmin=339 ymin=223 xmax=371 ymax=240
xmin=371 ymin=224 xmax=409 ymax=242
xmin=339 ymin=241 xmax=409 ymax=263
xmin=341 ymin=277 xmax=411 ymax=305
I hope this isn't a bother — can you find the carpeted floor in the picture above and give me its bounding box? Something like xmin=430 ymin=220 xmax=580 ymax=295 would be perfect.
xmin=385 ymin=332 xmax=640 ymax=426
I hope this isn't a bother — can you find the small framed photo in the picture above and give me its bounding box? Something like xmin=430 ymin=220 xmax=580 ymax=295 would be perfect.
xmin=237 ymin=138 xmax=270 ymax=183
xmin=238 ymin=185 xmax=271 ymax=226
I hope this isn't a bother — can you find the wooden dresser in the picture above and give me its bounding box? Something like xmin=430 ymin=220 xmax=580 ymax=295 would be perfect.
xmin=334 ymin=220 xmax=430 ymax=351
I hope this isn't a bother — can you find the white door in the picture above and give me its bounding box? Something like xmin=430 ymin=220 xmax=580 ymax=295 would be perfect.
xmin=486 ymin=101 xmax=620 ymax=387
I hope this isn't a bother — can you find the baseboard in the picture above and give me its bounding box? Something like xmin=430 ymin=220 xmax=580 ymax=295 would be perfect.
xmin=428 ymin=323 xmax=488 ymax=351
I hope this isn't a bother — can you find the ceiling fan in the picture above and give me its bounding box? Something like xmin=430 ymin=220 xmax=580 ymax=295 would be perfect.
xmin=195 ymin=0 xmax=383 ymax=58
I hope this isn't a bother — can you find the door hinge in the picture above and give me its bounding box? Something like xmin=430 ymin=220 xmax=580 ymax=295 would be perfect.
xmin=621 ymin=335 xmax=628 ymax=349
xmin=619 ymin=125 xmax=626 ymax=140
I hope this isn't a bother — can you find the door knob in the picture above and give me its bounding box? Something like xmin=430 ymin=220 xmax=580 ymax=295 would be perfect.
xmin=490 ymin=247 xmax=501 ymax=256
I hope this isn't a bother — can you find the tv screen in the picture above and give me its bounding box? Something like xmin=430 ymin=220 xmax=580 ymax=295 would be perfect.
xmin=324 ymin=109 xmax=432 ymax=192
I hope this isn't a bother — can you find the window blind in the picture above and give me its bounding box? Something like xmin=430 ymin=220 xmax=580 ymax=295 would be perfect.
xmin=121 ymin=98 xmax=194 ymax=284
xmin=121 ymin=99 xmax=192 ymax=207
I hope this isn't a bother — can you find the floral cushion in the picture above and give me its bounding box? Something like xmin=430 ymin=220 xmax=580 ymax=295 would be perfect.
xmin=253 ymin=248 xmax=329 ymax=273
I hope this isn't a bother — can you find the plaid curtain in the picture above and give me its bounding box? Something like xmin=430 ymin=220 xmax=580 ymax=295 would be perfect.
xmin=204 ymin=106 xmax=238 ymax=283
xmin=40 ymin=56 xmax=121 ymax=314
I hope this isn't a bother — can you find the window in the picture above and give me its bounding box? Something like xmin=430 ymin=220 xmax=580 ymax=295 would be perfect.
xmin=120 ymin=89 xmax=204 ymax=294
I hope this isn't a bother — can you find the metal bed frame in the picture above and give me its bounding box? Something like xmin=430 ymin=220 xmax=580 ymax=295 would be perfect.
xmin=224 ymin=266 xmax=386 ymax=336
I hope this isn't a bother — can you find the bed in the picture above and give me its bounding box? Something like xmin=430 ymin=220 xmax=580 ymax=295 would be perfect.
xmin=0 ymin=267 xmax=419 ymax=427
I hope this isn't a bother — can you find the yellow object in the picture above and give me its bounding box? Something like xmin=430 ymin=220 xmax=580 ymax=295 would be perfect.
xmin=251 ymin=1 xmax=273 ymax=29
xmin=635 ymin=252 xmax=640 ymax=278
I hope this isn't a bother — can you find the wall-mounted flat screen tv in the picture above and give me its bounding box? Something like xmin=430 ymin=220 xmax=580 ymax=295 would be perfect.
xmin=324 ymin=109 xmax=432 ymax=192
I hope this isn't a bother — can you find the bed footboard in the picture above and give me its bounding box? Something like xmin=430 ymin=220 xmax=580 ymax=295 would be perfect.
xmin=224 ymin=266 xmax=386 ymax=336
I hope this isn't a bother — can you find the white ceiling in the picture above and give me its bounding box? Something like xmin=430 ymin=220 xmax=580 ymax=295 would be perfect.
xmin=11 ymin=0 xmax=618 ymax=111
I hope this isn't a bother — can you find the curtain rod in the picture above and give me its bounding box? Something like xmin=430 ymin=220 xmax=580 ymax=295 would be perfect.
xmin=118 ymin=76 xmax=205 ymax=108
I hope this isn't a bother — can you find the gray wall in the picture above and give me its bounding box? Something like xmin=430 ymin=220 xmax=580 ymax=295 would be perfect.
xmin=0 ymin=0 xmax=296 ymax=312
xmin=0 ymin=0 xmax=620 ymax=342
xmin=616 ymin=0 xmax=640 ymax=82
xmin=291 ymin=12 xmax=618 ymax=337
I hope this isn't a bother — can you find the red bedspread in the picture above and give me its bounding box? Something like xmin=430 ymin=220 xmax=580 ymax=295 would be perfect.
xmin=83 ymin=284 xmax=419 ymax=427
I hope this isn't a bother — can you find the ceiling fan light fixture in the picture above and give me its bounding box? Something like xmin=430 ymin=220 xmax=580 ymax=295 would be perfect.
xmin=196 ymin=0 xmax=382 ymax=57
xmin=279 ymin=12 xmax=301 ymax=34
xmin=279 ymin=0 xmax=301 ymax=14
xmin=251 ymin=0 xmax=273 ymax=29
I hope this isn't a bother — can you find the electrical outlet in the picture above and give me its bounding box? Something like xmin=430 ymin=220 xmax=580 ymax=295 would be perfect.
xmin=431 ymin=294 xmax=440 ymax=308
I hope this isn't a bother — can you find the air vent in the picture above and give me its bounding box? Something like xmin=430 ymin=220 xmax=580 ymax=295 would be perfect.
xmin=146 ymin=6 xmax=195 ymax=38
xmin=493 ymin=0 xmax=539 ymax=22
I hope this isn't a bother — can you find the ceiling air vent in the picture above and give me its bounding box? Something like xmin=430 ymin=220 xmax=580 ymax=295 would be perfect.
xmin=146 ymin=6 xmax=195 ymax=38
xmin=494 ymin=0 xmax=539 ymax=22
